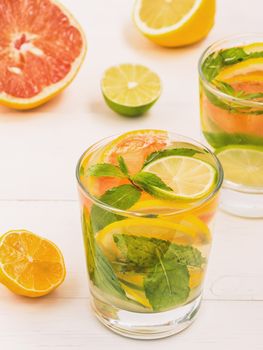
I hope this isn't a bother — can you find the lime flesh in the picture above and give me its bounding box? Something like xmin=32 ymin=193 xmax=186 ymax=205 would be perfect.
xmin=101 ymin=64 xmax=161 ymax=117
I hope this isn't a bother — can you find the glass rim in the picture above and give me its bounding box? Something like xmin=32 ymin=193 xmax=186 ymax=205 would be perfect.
xmin=75 ymin=130 xmax=224 ymax=218
xmin=198 ymin=33 xmax=263 ymax=108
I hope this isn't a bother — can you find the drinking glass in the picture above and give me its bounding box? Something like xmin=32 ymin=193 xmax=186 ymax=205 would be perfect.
xmin=199 ymin=34 xmax=263 ymax=217
xmin=76 ymin=131 xmax=223 ymax=339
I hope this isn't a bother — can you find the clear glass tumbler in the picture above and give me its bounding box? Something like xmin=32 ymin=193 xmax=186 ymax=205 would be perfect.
xmin=199 ymin=34 xmax=263 ymax=217
xmin=76 ymin=130 xmax=223 ymax=339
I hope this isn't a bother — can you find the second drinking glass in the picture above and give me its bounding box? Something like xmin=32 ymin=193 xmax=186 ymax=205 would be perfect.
xmin=199 ymin=34 xmax=263 ymax=217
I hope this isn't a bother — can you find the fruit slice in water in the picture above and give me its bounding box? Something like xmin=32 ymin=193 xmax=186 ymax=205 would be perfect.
xmin=0 ymin=230 xmax=66 ymax=297
xmin=133 ymin=0 xmax=215 ymax=47
xmin=0 ymin=0 xmax=86 ymax=110
xmin=96 ymin=218 xmax=204 ymax=261
xmin=101 ymin=64 xmax=161 ymax=116
xmin=100 ymin=129 xmax=168 ymax=174
xmin=215 ymin=58 xmax=263 ymax=96
xmin=216 ymin=145 xmax=263 ymax=187
xmin=143 ymin=155 xmax=216 ymax=200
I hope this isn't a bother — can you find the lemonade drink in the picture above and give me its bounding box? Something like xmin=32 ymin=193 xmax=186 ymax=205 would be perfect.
xmin=76 ymin=130 xmax=223 ymax=339
xmin=199 ymin=35 xmax=263 ymax=217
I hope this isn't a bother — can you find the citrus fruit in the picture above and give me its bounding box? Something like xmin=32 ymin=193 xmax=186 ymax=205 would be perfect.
xmin=133 ymin=0 xmax=216 ymax=47
xmin=244 ymin=43 xmax=263 ymax=55
xmin=216 ymin=145 xmax=263 ymax=187
xmin=0 ymin=230 xmax=66 ymax=297
xmin=0 ymin=0 xmax=86 ymax=110
xmin=101 ymin=64 xmax=161 ymax=117
xmin=202 ymin=95 xmax=263 ymax=137
xmin=215 ymin=58 xmax=263 ymax=96
xmin=189 ymin=267 xmax=204 ymax=289
xmin=143 ymin=155 xmax=216 ymax=200
xmin=96 ymin=218 xmax=204 ymax=261
xmin=100 ymin=129 xmax=168 ymax=174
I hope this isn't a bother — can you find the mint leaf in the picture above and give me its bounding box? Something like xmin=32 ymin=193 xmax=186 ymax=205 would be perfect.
xmin=113 ymin=234 xmax=169 ymax=267
xmin=113 ymin=234 xmax=205 ymax=269
xmin=87 ymin=163 xmax=125 ymax=178
xmin=220 ymin=47 xmax=248 ymax=65
xmin=239 ymin=92 xmax=263 ymax=100
xmin=164 ymin=244 xmax=205 ymax=267
xmin=118 ymin=156 xmax=129 ymax=176
xmin=91 ymin=184 xmax=141 ymax=232
xmin=144 ymin=148 xmax=200 ymax=167
xmin=132 ymin=172 xmax=172 ymax=198
xmin=214 ymin=80 xmax=235 ymax=95
xmin=202 ymin=51 xmax=224 ymax=82
xmin=82 ymin=211 xmax=127 ymax=299
xmin=144 ymin=259 xmax=190 ymax=311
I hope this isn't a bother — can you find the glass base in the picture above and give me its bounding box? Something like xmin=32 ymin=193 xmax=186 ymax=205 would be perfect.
xmin=91 ymin=294 xmax=202 ymax=340
xmin=220 ymin=187 xmax=263 ymax=218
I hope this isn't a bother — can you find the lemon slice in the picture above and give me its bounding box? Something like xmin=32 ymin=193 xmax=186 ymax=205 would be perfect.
xmin=216 ymin=145 xmax=263 ymax=187
xmin=130 ymin=200 xmax=211 ymax=242
xmin=244 ymin=43 xmax=263 ymax=54
xmin=215 ymin=58 xmax=263 ymax=83
xmin=96 ymin=218 xmax=199 ymax=261
xmin=101 ymin=64 xmax=161 ymax=117
xmin=133 ymin=0 xmax=216 ymax=47
xmin=143 ymin=156 xmax=216 ymax=200
xmin=0 ymin=230 xmax=66 ymax=297
xmin=96 ymin=218 xmax=197 ymax=252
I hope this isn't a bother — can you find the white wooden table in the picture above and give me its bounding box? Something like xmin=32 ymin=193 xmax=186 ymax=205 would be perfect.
xmin=0 ymin=0 xmax=262 ymax=348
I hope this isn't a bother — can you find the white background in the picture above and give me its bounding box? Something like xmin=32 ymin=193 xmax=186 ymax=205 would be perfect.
xmin=0 ymin=0 xmax=263 ymax=349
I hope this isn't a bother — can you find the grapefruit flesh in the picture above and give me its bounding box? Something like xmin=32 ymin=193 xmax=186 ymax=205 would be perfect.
xmin=203 ymin=80 xmax=263 ymax=137
xmin=0 ymin=0 xmax=86 ymax=109
xmin=102 ymin=130 xmax=168 ymax=175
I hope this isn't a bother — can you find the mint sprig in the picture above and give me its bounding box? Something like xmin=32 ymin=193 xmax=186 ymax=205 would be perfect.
xmin=87 ymin=148 xmax=201 ymax=203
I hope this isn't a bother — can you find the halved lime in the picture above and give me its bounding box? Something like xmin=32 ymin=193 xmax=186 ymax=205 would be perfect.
xmin=143 ymin=155 xmax=216 ymax=200
xmin=216 ymin=145 xmax=263 ymax=187
xmin=101 ymin=64 xmax=161 ymax=117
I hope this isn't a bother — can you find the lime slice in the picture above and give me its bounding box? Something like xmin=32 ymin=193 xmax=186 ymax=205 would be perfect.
xmin=101 ymin=64 xmax=161 ymax=117
xmin=143 ymin=156 xmax=216 ymax=200
xmin=216 ymin=145 xmax=263 ymax=187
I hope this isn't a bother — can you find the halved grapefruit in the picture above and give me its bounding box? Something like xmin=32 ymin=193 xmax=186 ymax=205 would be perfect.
xmin=0 ymin=0 xmax=87 ymax=110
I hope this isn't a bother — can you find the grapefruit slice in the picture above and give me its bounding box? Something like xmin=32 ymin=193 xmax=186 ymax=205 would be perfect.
xmin=0 ymin=0 xmax=87 ymax=110
xmin=100 ymin=129 xmax=168 ymax=174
